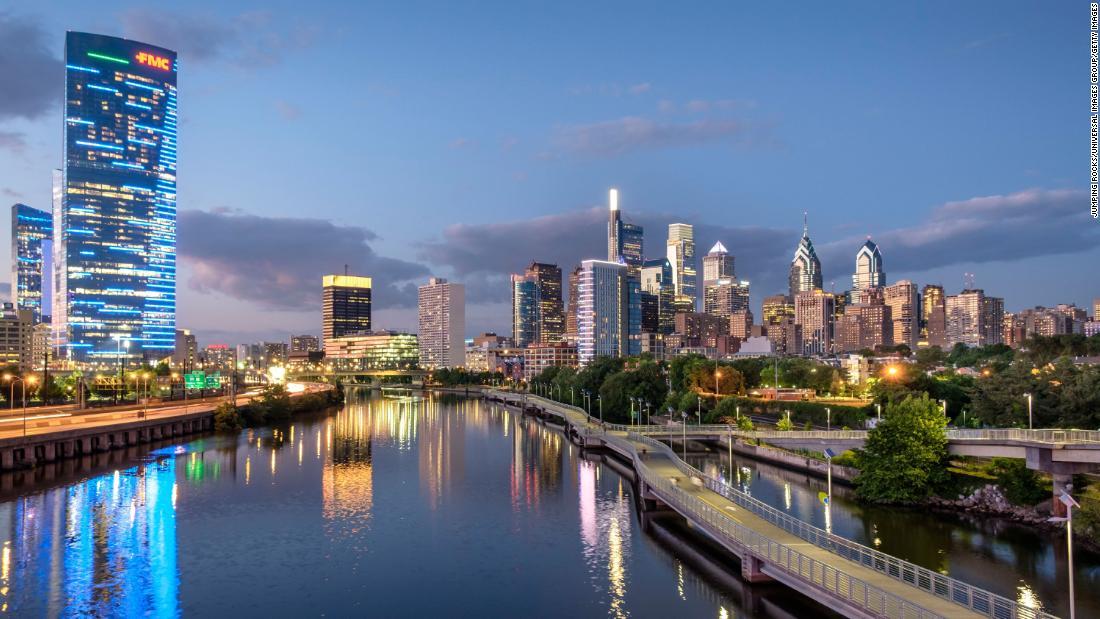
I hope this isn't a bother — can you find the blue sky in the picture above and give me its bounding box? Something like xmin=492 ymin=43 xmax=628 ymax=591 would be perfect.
xmin=0 ymin=1 xmax=1095 ymax=344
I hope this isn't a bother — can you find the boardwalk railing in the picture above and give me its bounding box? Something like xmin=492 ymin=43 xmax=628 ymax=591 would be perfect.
xmin=493 ymin=392 xmax=1057 ymax=619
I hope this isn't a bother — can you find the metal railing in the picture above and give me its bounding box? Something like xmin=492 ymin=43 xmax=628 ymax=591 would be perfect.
xmin=488 ymin=391 xmax=1057 ymax=619
xmin=947 ymin=428 xmax=1100 ymax=444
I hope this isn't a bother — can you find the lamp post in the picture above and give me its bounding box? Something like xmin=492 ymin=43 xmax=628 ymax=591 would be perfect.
xmin=876 ymin=402 xmax=882 ymax=420
xmin=1025 ymin=393 xmax=1033 ymax=430
xmin=1049 ymin=492 xmax=1081 ymax=619
xmin=681 ymin=411 xmax=688 ymax=460
xmin=825 ymin=407 xmax=831 ymax=431
xmin=597 ymin=395 xmax=602 ymax=425
xmin=4 ymin=375 xmax=36 ymax=438
xmin=112 ymin=335 xmax=129 ymax=405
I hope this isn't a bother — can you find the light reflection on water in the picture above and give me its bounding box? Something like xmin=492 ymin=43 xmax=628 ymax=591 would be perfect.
xmin=0 ymin=391 xmax=840 ymax=617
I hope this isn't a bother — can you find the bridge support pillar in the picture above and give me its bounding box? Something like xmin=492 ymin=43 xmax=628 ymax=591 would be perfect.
xmin=740 ymin=555 xmax=773 ymax=583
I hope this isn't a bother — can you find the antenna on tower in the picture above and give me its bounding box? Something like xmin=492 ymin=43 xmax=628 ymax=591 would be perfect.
xmin=963 ymin=272 xmax=975 ymax=290
xmin=802 ymin=211 xmax=808 ymax=236
xmin=344 ymin=264 xmax=349 ymax=276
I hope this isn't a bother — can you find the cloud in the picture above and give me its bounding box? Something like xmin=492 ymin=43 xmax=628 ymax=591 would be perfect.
xmin=0 ymin=131 xmax=27 ymax=153
xmin=1 ymin=188 xmax=22 ymax=198
xmin=552 ymin=116 xmax=751 ymax=158
xmin=449 ymin=137 xmax=475 ymax=149
xmin=816 ymin=188 xmax=1096 ymax=278
xmin=628 ymin=82 xmax=652 ymax=95
xmin=274 ymin=100 xmax=302 ymax=120
xmin=120 ymin=9 xmax=320 ymax=68
xmin=0 ymin=13 xmax=63 ymax=121
xmin=178 ymin=209 xmax=430 ymax=311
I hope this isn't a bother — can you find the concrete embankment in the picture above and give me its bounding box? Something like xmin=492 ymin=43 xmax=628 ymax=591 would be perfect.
xmin=0 ymin=383 xmax=334 ymax=472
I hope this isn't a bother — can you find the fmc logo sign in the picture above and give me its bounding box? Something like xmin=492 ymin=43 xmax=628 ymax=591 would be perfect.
xmin=135 ymin=51 xmax=171 ymax=70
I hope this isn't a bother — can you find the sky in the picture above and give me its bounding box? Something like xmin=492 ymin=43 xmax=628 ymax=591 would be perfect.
xmin=0 ymin=1 xmax=1096 ymax=346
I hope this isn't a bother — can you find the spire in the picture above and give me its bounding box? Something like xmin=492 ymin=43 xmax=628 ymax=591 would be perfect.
xmin=609 ymin=187 xmax=619 ymax=212
xmin=802 ymin=211 xmax=809 ymax=237
xmin=708 ymin=241 xmax=728 ymax=255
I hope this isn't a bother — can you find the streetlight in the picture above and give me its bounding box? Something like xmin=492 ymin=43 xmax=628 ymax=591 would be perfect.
xmin=1024 ymin=393 xmax=1033 ymax=430
xmin=825 ymin=407 xmax=831 ymax=431
xmin=112 ymin=335 xmax=129 ymax=404
xmin=876 ymin=402 xmax=882 ymax=420
xmin=4 ymin=374 xmax=36 ymax=438
xmin=597 ymin=394 xmax=602 ymax=425
xmin=1049 ymin=492 xmax=1081 ymax=619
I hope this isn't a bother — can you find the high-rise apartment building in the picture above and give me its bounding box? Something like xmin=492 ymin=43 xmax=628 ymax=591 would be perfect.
xmin=852 ymin=239 xmax=885 ymax=292
xmin=945 ymin=289 xmax=1003 ymax=348
xmin=1093 ymin=298 xmax=1100 ymax=320
xmin=884 ymin=280 xmax=919 ymax=349
xmin=526 ymin=262 xmax=564 ymax=343
xmin=835 ymin=301 xmax=891 ymax=353
xmin=566 ymin=266 xmax=580 ymax=343
xmin=789 ymin=215 xmax=823 ymax=299
xmin=56 ymin=33 xmax=178 ymax=362
xmin=418 ymin=277 xmax=465 ymax=369
xmin=666 ymin=223 xmax=696 ymax=311
xmin=703 ymin=279 xmax=751 ymax=318
xmin=322 ymin=274 xmax=372 ymax=345
xmin=921 ymin=284 xmax=946 ymax=348
xmin=606 ymin=189 xmax=643 ymax=270
xmin=575 ymin=260 xmax=640 ymax=365
xmin=11 ymin=204 xmax=53 ymax=322
xmin=511 ymin=274 xmax=538 ymax=348
xmin=640 ymin=258 xmax=675 ymax=334
xmin=794 ymin=289 xmax=835 ymax=356
xmin=0 ymin=304 xmax=35 ymax=370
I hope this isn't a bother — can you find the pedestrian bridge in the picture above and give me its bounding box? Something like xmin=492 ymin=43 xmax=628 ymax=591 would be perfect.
xmin=486 ymin=391 xmax=1057 ymax=619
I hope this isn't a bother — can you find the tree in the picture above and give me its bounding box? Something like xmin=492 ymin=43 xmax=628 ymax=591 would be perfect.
xmin=686 ymin=364 xmax=744 ymax=398
xmin=737 ymin=415 xmax=754 ymax=431
xmin=854 ymin=394 xmax=950 ymax=503
xmin=776 ymin=416 xmax=794 ymax=431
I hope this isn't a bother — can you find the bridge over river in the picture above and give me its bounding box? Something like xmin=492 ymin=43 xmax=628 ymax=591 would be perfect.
xmin=487 ymin=390 xmax=1062 ymax=619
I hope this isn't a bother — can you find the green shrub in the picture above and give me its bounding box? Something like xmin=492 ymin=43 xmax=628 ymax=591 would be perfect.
xmin=988 ymin=458 xmax=1049 ymax=506
xmin=213 ymin=402 xmax=242 ymax=432
xmin=736 ymin=416 xmax=754 ymax=431
xmin=716 ymin=396 xmax=870 ymax=429
xmin=776 ymin=416 xmax=794 ymax=431
xmin=832 ymin=450 xmax=860 ymax=469
xmin=1077 ymin=485 xmax=1100 ymax=545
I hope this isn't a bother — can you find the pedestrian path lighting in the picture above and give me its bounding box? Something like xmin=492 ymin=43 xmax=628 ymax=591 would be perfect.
xmin=1049 ymin=492 xmax=1080 ymax=619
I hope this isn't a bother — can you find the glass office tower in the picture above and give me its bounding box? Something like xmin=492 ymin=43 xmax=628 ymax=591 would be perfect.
xmin=58 ymin=32 xmax=177 ymax=363
xmin=11 ymin=203 xmax=53 ymax=322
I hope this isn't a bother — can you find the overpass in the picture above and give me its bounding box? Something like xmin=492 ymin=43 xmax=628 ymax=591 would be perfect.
xmin=487 ymin=390 xmax=1055 ymax=619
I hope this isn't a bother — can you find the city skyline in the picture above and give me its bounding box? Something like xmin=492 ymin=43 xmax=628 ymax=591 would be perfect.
xmin=0 ymin=4 xmax=1094 ymax=345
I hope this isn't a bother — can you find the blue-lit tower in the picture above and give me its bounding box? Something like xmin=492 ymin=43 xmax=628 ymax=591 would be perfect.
xmin=58 ymin=32 xmax=177 ymax=363
xmin=10 ymin=203 xmax=53 ymax=322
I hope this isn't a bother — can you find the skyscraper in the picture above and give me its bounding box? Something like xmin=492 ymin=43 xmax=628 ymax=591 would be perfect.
xmin=172 ymin=328 xmax=196 ymax=370
xmin=57 ymin=33 xmax=178 ymax=363
xmin=703 ymin=279 xmax=751 ymax=318
xmin=576 ymin=260 xmax=640 ymax=365
xmin=511 ymin=274 xmax=538 ymax=348
xmin=884 ymin=280 xmax=918 ymax=349
xmin=921 ymin=284 xmax=947 ymax=348
xmin=639 ymin=258 xmax=675 ymax=334
xmin=322 ymin=274 xmax=372 ymax=344
xmin=11 ymin=203 xmax=53 ymax=322
xmin=526 ymin=262 xmax=564 ymax=343
xmin=852 ymin=238 xmax=885 ymax=291
xmin=789 ymin=214 xmax=823 ymax=299
xmin=290 ymin=334 xmax=320 ymax=353
xmin=418 ymin=277 xmax=465 ymax=369
xmin=762 ymin=294 xmax=795 ymax=325
xmin=566 ymin=266 xmax=580 ymax=343
xmin=945 ymin=289 xmax=1003 ymax=348
xmin=702 ymin=241 xmax=735 ymax=282
xmin=794 ymin=289 xmax=835 ymax=356
xmin=606 ymin=188 xmax=643 ymax=270
xmin=667 ymin=223 xmax=696 ymax=311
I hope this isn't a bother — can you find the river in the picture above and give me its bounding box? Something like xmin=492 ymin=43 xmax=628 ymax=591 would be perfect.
xmin=0 ymin=390 xmax=1093 ymax=617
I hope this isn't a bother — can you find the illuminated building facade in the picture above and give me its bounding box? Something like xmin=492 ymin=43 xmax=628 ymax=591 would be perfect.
xmin=322 ymin=274 xmax=372 ymax=345
xmin=794 ymin=289 xmax=835 ymax=356
xmin=511 ymin=274 xmax=538 ymax=348
xmin=852 ymin=238 xmax=885 ymax=291
xmin=526 ymin=262 xmax=564 ymax=343
xmin=523 ymin=343 xmax=578 ymax=381
xmin=921 ymin=284 xmax=946 ymax=348
xmin=57 ymin=32 xmax=178 ymax=363
xmin=418 ymin=277 xmax=465 ymax=369
xmin=11 ymin=203 xmax=53 ymax=322
xmin=762 ymin=294 xmax=795 ymax=326
xmin=666 ymin=223 xmax=696 ymax=311
xmin=171 ymin=328 xmax=196 ymax=369
xmin=788 ymin=215 xmax=823 ymax=299
xmin=640 ymin=258 xmax=675 ymax=334
xmin=0 ymin=303 xmax=35 ymax=370
xmin=576 ymin=260 xmax=640 ymax=365
xmin=323 ymin=330 xmax=419 ymax=370
xmin=290 ymin=334 xmax=320 ymax=353
xmin=883 ymin=280 xmax=918 ymax=349
xmin=606 ymin=188 xmax=643 ymax=272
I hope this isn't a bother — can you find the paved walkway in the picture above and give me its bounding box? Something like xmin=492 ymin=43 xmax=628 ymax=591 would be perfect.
xmin=491 ymin=391 xmax=1051 ymax=619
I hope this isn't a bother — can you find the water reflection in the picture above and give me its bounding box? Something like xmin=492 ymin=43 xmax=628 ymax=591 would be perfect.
xmin=0 ymin=390 xmax=861 ymax=617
